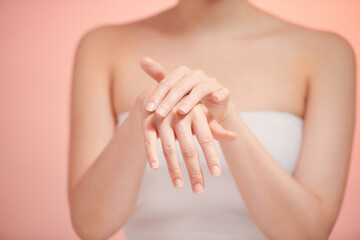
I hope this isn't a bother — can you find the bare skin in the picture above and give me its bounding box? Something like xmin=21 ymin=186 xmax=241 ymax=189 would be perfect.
xmin=68 ymin=0 xmax=356 ymax=239
xmin=138 ymin=58 xmax=238 ymax=193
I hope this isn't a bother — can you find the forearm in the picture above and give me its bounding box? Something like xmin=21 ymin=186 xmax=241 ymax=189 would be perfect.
xmin=69 ymin=109 xmax=147 ymax=240
xmin=219 ymin=111 xmax=330 ymax=240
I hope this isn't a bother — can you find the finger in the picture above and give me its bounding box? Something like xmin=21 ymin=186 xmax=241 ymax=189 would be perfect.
xmin=209 ymin=119 xmax=238 ymax=141
xmin=171 ymin=116 xmax=237 ymax=141
xmin=142 ymin=116 xmax=160 ymax=170
xmin=211 ymin=87 xmax=231 ymax=103
xmin=174 ymin=122 xmax=204 ymax=194
xmin=145 ymin=65 xmax=191 ymax=113
xmin=140 ymin=56 xmax=167 ymax=81
xmin=177 ymin=78 xmax=222 ymax=114
xmin=158 ymin=125 xmax=184 ymax=189
xmin=192 ymin=110 xmax=221 ymax=177
xmin=191 ymin=104 xmax=237 ymax=141
xmin=156 ymin=69 xmax=205 ymax=118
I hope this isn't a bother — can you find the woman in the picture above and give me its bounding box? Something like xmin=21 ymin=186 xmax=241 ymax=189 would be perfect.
xmin=68 ymin=0 xmax=356 ymax=239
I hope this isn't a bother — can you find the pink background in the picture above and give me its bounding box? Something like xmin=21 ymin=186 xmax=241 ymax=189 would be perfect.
xmin=0 ymin=0 xmax=359 ymax=239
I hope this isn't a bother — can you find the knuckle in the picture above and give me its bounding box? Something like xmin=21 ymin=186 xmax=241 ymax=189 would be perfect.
xmin=144 ymin=138 xmax=153 ymax=147
xmin=197 ymin=87 xmax=208 ymax=95
xmin=163 ymin=143 xmax=177 ymax=155
xmin=188 ymin=170 xmax=203 ymax=181
xmin=194 ymin=82 xmax=210 ymax=95
xmin=185 ymin=71 xmax=201 ymax=80
xmin=184 ymin=75 xmax=196 ymax=83
xmin=183 ymin=146 xmax=197 ymax=158
xmin=199 ymin=136 xmax=214 ymax=146
xmin=168 ymin=167 xmax=182 ymax=176
xmin=172 ymin=83 xmax=185 ymax=94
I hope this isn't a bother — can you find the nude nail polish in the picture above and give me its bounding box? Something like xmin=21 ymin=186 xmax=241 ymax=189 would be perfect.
xmin=212 ymin=165 xmax=220 ymax=176
xmin=194 ymin=183 xmax=203 ymax=194
xmin=157 ymin=107 xmax=166 ymax=116
xmin=147 ymin=102 xmax=155 ymax=111
xmin=174 ymin=178 xmax=183 ymax=188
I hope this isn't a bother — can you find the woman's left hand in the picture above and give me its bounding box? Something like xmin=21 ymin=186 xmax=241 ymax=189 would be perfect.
xmin=140 ymin=56 xmax=237 ymax=125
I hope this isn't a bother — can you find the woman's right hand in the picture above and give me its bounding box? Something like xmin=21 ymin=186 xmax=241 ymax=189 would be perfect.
xmin=133 ymin=85 xmax=237 ymax=194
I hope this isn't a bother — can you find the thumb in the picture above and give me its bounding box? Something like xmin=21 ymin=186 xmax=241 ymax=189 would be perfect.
xmin=140 ymin=56 xmax=167 ymax=82
xmin=210 ymin=87 xmax=230 ymax=105
xmin=209 ymin=119 xmax=238 ymax=141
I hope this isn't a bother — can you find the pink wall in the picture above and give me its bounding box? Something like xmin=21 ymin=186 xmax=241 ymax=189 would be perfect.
xmin=0 ymin=0 xmax=358 ymax=239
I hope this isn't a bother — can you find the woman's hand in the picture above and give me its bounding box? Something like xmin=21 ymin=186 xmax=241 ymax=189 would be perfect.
xmin=134 ymin=86 xmax=237 ymax=194
xmin=140 ymin=56 xmax=237 ymax=125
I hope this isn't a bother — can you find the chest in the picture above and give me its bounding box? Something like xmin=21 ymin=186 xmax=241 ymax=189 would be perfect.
xmin=112 ymin=35 xmax=307 ymax=118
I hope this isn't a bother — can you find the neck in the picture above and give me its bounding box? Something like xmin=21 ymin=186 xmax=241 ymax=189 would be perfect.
xmin=171 ymin=0 xmax=250 ymax=30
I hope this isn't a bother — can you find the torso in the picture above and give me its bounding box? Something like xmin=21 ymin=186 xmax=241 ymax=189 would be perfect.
xmin=107 ymin=6 xmax=321 ymax=120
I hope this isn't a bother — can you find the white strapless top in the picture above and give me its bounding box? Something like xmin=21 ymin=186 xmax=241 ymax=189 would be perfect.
xmin=116 ymin=110 xmax=303 ymax=240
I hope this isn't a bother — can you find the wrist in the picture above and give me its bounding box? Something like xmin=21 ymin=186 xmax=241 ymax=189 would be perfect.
xmin=128 ymin=104 xmax=142 ymax=131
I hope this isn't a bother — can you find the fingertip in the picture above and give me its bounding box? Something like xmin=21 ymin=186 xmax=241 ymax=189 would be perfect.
xmin=228 ymin=133 xmax=238 ymax=141
xmin=212 ymin=91 xmax=223 ymax=102
xmin=214 ymin=131 xmax=237 ymax=142
xmin=140 ymin=56 xmax=154 ymax=71
xmin=174 ymin=178 xmax=184 ymax=188
xmin=212 ymin=92 xmax=219 ymax=101
xmin=155 ymin=110 xmax=167 ymax=119
xmin=150 ymin=160 xmax=160 ymax=170
xmin=141 ymin=56 xmax=153 ymax=63
xmin=230 ymin=134 xmax=238 ymax=140
xmin=227 ymin=130 xmax=238 ymax=138
xmin=228 ymin=130 xmax=237 ymax=135
xmin=211 ymin=165 xmax=221 ymax=176
xmin=146 ymin=101 xmax=156 ymax=112
xmin=177 ymin=107 xmax=187 ymax=115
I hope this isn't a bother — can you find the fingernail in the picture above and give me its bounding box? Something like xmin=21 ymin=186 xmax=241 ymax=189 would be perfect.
xmin=146 ymin=102 xmax=155 ymax=111
xmin=157 ymin=107 xmax=166 ymax=117
xmin=214 ymin=92 xmax=223 ymax=101
xmin=151 ymin=161 xmax=158 ymax=170
xmin=194 ymin=183 xmax=203 ymax=194
xmin=212 ymin=165 xmax=220 ymax=176
xmin=174 ymin=178 xmax=183 ymax=188
xmin=178 ymin=104 xmax=187 ymax=113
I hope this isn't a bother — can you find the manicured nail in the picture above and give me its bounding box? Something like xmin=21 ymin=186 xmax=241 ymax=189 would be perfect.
xmin=157 ymin=107 xmax=166 ymax=117
xmin=146 ymin=102 xmax=155 ymax=111
xmin=212 ymin=165 xmax=220 ymax=176
xmin=178 ymin=104 xmax=188 ymax=113
xmin=174 ymin=178 xmax=183 ymax=188
xmin=151 ymin=161 xmax=158 ymax=170
xmin=194 ymin=183 xmax=203 ymax=194
xmin=214 ymin=92 xmax=223 ymax=101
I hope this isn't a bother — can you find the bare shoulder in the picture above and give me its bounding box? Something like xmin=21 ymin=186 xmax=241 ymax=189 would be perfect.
xmin=260 ymin=7 xmax=355 ymax=58
xmin=301 ymin=27 xmax=354 ymax=62
xmin=282 ymin=20 xmax=356 ymax=71
xmin=74 ymin=24 xmax=138 ymax=62
xmin=267 ymin=12 xmax=356 ymax=84
xmin=293 ymin=27 xmax=356 ymax=95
